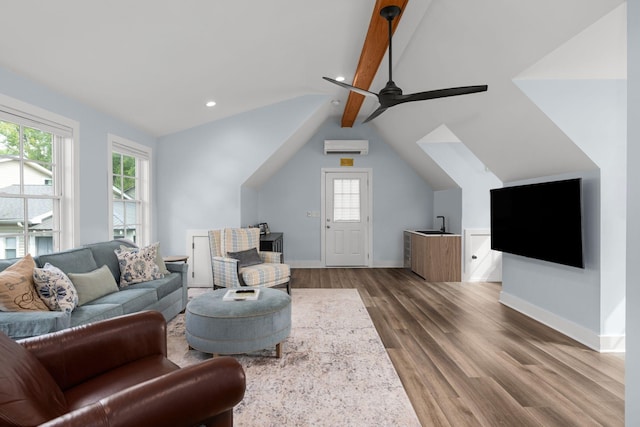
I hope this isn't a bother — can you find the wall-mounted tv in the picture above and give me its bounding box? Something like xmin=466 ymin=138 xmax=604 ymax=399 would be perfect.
xmin=490 ymin=178 xmax=584 ymax=268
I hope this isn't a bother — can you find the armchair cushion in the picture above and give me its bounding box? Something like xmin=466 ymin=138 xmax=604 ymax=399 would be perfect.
xmin=240 ymin=263 xmax=290 ymax=287
xmin=227 ymin=247 xmax=263 ymax=267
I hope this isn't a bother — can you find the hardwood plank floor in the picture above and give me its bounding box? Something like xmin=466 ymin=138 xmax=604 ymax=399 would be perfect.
xmin=291 ymin=268 xmax=625 ymax=427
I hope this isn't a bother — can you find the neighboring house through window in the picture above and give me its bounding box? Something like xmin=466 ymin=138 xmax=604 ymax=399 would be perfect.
xmin=0 ymin=94 xmax=78 ymax=259
xmin=108 ymin=134 xmax=151 ymax=246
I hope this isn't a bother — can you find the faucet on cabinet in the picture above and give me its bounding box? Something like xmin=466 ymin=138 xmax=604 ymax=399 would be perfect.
xmin=437 ymin=216 xmax=446 ymax=233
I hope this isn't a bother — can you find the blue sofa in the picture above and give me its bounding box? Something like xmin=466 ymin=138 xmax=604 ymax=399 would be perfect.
xmin=0 ymin=240 xmax=188 ymax=339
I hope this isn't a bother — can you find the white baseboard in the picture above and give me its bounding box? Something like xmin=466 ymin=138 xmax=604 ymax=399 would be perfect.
xmin=287 ymin=261 xmax=405 ymax=268
xmin=499 ymin=291 xmax=625 ymax=353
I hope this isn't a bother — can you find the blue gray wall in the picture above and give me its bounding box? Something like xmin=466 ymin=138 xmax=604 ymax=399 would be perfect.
xmin=627 ymin=0 xmax=639 ymax=422
xmin=156 ymin=95 xmax=327 ymax=255
xmin=0 ymin=65 xmax=158 ymax=245
xmin=256 ymin=118 xmax=434 ymax=267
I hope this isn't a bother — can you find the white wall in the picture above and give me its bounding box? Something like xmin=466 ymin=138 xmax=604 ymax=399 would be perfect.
xmin=626 ymin=0 xmax=640 ymax=422
xmin=0 ymin=65 xmax=158 ymax=245
xmin=155 ymin=95 xmax=327 ymax=255
xmin=256 ymin=118 xmax=434 ymax=267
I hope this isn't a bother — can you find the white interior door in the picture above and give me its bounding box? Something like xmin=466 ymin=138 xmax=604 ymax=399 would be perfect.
xmin=465 ymin=230 xmax=502 ymax=282
xmin=186 ymin=231 xmax=213 ymax=287
xmin=324 ymin=171 xmax=369 ymax=267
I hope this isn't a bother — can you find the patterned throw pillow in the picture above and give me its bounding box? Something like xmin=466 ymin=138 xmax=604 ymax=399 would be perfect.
xmin=33 ymin=263 xmax=79 ymax=313
xmin=0 ymin=254 xmax=49 ymax=312
xmin=115 ymin=243 xmax=164 ymax=287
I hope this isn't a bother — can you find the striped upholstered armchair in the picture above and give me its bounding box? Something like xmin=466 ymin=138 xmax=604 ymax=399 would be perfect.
xmin=208 ymin=228 xmax=291 ymax=294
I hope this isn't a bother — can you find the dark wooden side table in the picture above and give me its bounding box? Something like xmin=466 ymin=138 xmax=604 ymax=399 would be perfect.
xmin=163 ymin=255 xmax=189 ymax=263
xmin=259 ymin=232 xmax=283 ymax=255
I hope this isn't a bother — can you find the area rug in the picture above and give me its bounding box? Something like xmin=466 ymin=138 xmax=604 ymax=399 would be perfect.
xmin=167 ymin=288 xmax=421 ymax=426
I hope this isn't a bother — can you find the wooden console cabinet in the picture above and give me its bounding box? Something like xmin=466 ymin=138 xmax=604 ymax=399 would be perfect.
xmin=409 ymin=233 xmax=461 ymax=281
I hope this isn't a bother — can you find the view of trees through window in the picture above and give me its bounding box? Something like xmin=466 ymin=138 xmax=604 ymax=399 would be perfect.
xmin=0 ymin=119 xmax=57 ymax=259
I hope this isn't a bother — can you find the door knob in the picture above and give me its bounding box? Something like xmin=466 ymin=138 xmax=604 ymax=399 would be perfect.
xmin=326 ymin=225 xmax=331 ymax=229
xmin=472 ymin=255 xmax=477 ymax=259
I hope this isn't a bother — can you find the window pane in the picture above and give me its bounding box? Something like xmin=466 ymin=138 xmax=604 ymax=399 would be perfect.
xmin=124 ymin=225 xmax=137 ymax=243
xmin=0 ymin=198 xmax=24 ymax=234
xmin=0 ymin=159 xmax=20 ymax=188
xmin=24 ymin=160 xmax=54 ymax=195
xmin=122 ymin=155 xmax=136 ymax=197
xmin=23 ymin=126 xmax=52 ymax=169
xmin=0 ymin=120 xmax=20 ymax=157
xmin=333 ymin=178 xmax=360 ymax=222
xmin=28 ymin=198 xmax=53 ymax=232
xmin=112 ymin=153 xmax=122 ymax=175
xmin=125 ymin=201 xmax=137 ymax=225
xmin=113 ymin=174 xmax=123 ymax=196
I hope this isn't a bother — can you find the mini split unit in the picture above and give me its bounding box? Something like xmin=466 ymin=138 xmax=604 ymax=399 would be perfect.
xmin=323 ymin=140 xmax=369 ymax=155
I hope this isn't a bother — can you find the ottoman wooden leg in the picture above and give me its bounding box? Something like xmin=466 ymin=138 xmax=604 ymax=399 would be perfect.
xmin=276 ymin=342 xmax=283 ymax=358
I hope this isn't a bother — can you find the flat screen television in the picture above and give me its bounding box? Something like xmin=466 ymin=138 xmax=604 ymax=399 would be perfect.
xmin=490 ymin=178 xmax=584 ymax=268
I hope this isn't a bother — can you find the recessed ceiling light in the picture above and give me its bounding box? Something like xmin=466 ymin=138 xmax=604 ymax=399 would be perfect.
xmin=205 ymin=100 xmax=216 ymax=107
xmin=336 ymin=76 xmax=345 ymax=82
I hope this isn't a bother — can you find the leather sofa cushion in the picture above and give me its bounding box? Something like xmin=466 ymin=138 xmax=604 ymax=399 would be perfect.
xmin=0 ymin=332 xmax=68 ymax=426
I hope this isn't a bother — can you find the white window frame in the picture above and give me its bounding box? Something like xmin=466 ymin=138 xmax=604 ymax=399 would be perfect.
xmin=0 ymin=93 xmax=79 ymax=254
xmin=108 ymin=134 xmax=152 ymax=246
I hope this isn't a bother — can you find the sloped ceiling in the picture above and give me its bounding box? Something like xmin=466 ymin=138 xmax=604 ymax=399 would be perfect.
xmin=0 ymin=0 xmax=625 ymax=189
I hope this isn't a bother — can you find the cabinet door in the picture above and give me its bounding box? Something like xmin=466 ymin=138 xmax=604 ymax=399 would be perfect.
xmin=411 ymin=234 xmax=427 ymax=278
xmin=425 ymin=236 xmax=461 ymax=281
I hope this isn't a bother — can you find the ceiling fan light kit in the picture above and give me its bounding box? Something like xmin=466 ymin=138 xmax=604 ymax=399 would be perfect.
xmin=323 ymin=5 xmax=488 ymax=123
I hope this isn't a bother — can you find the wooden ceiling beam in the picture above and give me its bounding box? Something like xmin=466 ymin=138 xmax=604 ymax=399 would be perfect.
xmin=341 ymin=0 xmax=408 ymax=128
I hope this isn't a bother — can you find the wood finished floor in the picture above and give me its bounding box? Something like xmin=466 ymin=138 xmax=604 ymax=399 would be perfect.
xmin=291 ymin=268 xmax=625 ymax=427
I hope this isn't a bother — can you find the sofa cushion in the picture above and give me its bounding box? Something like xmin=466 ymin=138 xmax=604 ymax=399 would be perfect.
xmin=33 ymin=263 xmax=79 ymax=313
xmin=69 ymin=304 xmax=124 ymax=327
xmin=85 ymin=288 xmax=157 ymax=315
xmin=0 ymin=331 xmax=68 ymax=426
xmin=115 ymin=244 xmax=163 ymax=287
xmin=83 ymin=239 xmax=137 ymax=282
xmin=36 ymin=248 xmax=98 ymax=275
xmin=128 ymin=272 xmax=183 ymax=301
xmin=0 ymin=254 xmax=49 ymax=312
xmin=0 ymin=311 xmax=70 ymax=340
xmin=68 ymin=265 xmax=119 ymax=306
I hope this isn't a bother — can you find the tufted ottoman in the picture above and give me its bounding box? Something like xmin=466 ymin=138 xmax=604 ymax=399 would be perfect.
xmin=185 ymin=288 xmax=291 ymax=358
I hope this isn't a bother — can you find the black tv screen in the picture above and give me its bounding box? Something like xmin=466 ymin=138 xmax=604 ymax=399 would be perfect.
xmin=490 ymin=178 xmax=584 ymax=268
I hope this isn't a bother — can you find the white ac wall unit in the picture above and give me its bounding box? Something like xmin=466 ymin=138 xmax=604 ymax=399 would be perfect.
xmin=324 ymin=139 xmax=369 ymax=155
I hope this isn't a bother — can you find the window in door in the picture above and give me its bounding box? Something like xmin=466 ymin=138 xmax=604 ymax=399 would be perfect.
xmin=0 ymin=97 xmax=77 ymax=259
xmin=108 ymin=134 xmax=151 ymax=246
xmin=333 ymin=178 xmax=361 ymax=222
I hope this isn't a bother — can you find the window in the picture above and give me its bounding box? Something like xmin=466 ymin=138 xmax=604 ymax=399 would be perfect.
xmin=108 ymin=134 xmax=151 ymax=246
xmin=333 ymin=178 xmax=361 ymax=222
xmin=0 ymin=94 xmax=78 ymax=259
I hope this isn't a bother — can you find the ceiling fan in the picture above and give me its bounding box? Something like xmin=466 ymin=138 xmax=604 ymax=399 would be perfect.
xmin=323 ymin=5 xmax=488 ymax=123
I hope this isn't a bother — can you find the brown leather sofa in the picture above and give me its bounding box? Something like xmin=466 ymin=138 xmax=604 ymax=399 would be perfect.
xmin=0 ymin=311 xmax=246 ymax=427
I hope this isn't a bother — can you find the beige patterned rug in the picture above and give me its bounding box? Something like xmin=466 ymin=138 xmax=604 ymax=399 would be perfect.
xmin=167 ymin=288 xmax=421 ymax=426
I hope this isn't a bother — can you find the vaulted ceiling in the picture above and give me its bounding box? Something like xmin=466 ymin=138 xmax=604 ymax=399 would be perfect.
xmin=0 ymin=0 xmax=625 ymax=189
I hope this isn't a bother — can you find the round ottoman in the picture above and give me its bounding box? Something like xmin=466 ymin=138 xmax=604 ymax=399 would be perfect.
xmin=185 ymin=288 xmax=292 ymax=358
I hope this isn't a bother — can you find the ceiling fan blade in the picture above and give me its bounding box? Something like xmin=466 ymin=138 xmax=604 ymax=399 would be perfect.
xmin=395 ymin=85 xmax=488 ymax=105
xmin=362 ymin=106 xmax=388 ymax=123
xmin=322 ymin=77 xmax=379 ymax=99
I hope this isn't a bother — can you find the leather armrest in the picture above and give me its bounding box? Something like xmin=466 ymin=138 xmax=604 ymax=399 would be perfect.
xmin=19 ymin=311 xmax=167 ymax=390
xmin=39 ymin=357 xmax=246 ymax=427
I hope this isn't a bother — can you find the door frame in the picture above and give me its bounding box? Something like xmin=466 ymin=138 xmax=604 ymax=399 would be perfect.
xmin=320 ymin=168 xmax=373 ymax=267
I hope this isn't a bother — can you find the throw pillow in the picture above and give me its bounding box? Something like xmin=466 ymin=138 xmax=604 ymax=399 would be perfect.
xmin=118 ymin=242 xmax=169 ymax=275
xmin=0 ymin=254 xmax=49 ymax=312
xmin=33 ymin=263 xmax=79 ymax=313
xmin=68 ymin=265 xmax=119 ymax=306
xmin=115 ymin=243 xmax=163 ymax=287
xmin=227 ymin=247 xmax=263 ymax=268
